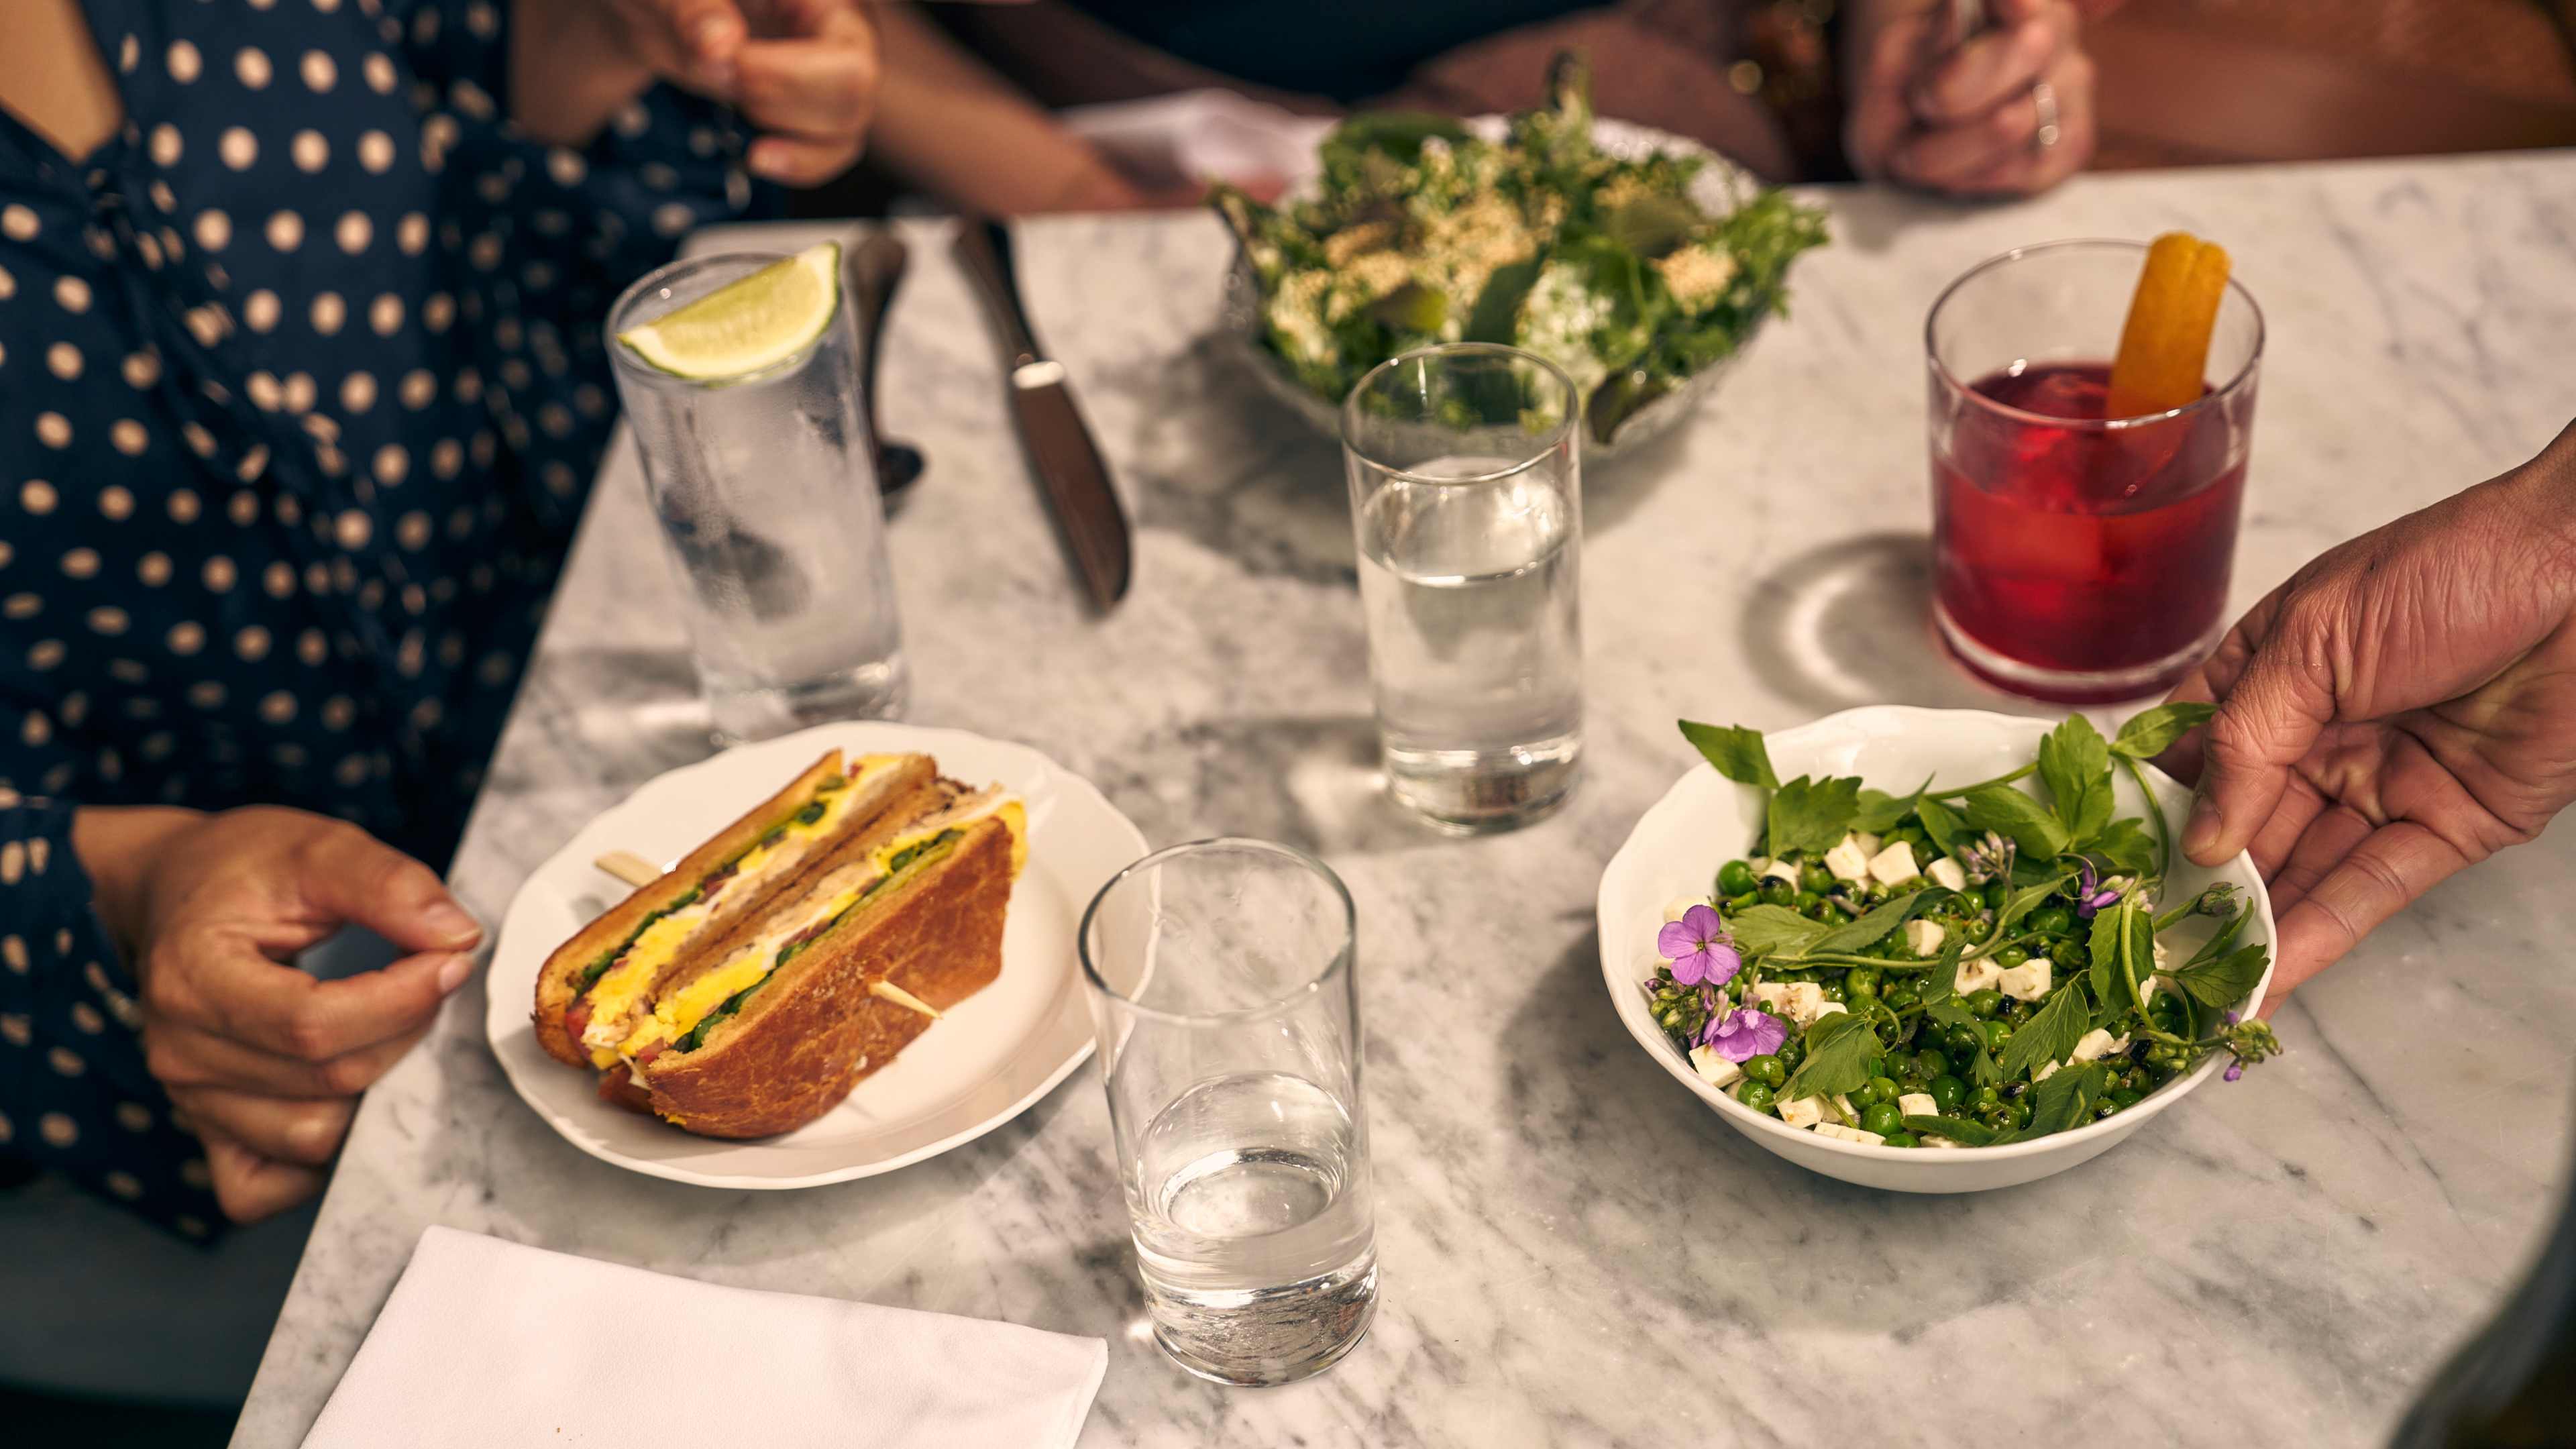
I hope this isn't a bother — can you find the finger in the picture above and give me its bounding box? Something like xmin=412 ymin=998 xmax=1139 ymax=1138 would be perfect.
xmin=2156 ymin=590 xmax=2285 ymax=786
xmin=612 ymin=0 xmax=748 ymax=84
xmin=1888 ymin=95 xmax=2040 ymax=193
xmin=288 ymin=824 xmax=483 ymax=954
xmin=2183 ymin=592 xmax=2344 ymax=868
xmin=201 ymin=1131 xmax=327 ymax=1224
xmin=747 ymin=131 xmax=864 ymax=186
xmin=734 ymin=34 xmax=878 ymax=144
xmin=2263 ymin=820 xmax=2471 ymax=1007
xmin=2261 ymin=798 xmax=2374 ymax=916
xmin=186 ymin=936 xmax=470 ymax=1061
xmin=1843 ymin=7 xmax=1938 ymax=179
xmin=1910 ymin=5 xmax=2073 ymax=125
xmin=2245 ymin=774 xmax=2330 ymax=883
xmin=1919 ymin=49 xmax=2096 ymax=197
xmin=166 ymin=1085 xmax=354 ymax=1167
xmin=147 ymin=1018 xmax=431 ymax=1098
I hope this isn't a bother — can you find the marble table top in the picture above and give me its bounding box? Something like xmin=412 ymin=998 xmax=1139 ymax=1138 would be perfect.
xmin=234 ymin=151 xmax=2576 ymax=1447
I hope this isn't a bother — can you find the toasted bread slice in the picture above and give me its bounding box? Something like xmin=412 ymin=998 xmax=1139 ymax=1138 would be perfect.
xmin=531 ymin=751 xmax=934 ymax=1068
xmin=631 ymin=806 xmax=1021 ymax=1138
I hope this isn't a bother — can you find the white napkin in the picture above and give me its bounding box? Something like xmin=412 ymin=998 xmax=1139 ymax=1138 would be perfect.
xmin=1061 ymin=89 xmax=1336 ymax=191
xmin=303 ymin=1226 xmax=1108 ymax=1449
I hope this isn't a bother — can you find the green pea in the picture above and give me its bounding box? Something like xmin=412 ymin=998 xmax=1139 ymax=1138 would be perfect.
xmin=1717 ymin=860 xmax=1758 ymax=898
xmin=2092 ymin=1099 xmax=2121 ymax=1120
xmin=1777 ymin=1038 xmax=1808 ymax=1071
xmin=1819 ymin=982 xmax=1847 ymax=1004
xmin=1758 ymin=877 xmax=1796 ymax=906
xmin=1960 ymin=918 xmax=1994 ymax=943
xmin=1966 ymin=988 xmax=2004 ymax=1020
xmin=1993 ymin=945 xmax=2030 ymax=969
xmin=2057 ymin=938 xmax=2090 ymax=965
xmin=1880 ymin=1130 xmax=1919 ymax=1148
xmin=1893 ymin=824 xmax=1931 ymax=852
xmin=1882 ymin=984 xmax=1918 ymax=1012
xmin=1656 ymin=1006 xmax=1685 ymax=1032
xmin=1943 ymin=1024 xmax=1983 ymax=1056
xmin=1976 ymin=1104 xmax=2015 ymax=1131
xmin=1803 ymin=900 xmax=1837 ymax=922
xmin=1792 ymin=890 xmax=1822 ymax=912
xmin=1727 ymin=892 xmax=1759 ymax=912
xmin=1864 ymin=1076 xmax=1900 ymax=1104
xmin=1929 ymin=1074 xmax=1967 ymax=1110
xmin=1737 ymin=1082 xmax=1776 ymax=1114
xmin=1745 ymin=1054 xmax=1786 ymax=1089
xmin=1915 ymin=1048 xmax=1951 ymax=1079
xmin=1982 ymin=880 xmax=2011 ymax=910
xmin=1846 ymin=967 xmax=1882 ymax=999
xmin=1800 ymin=861 xmax=1835 ymax=894
xmin=1859 ymin=1102 xmax=1903 ymax=1135
xmin=2107 ymin=1088 xmax=2143 ymax=1109
xmin=2028 ymin=906 xmax=2074 ymax=935
xmin=2009 ymin=1100 xmax=2033 ymax=1128
xmin=1982 ymin=1020 xmax=2013 ymax=1052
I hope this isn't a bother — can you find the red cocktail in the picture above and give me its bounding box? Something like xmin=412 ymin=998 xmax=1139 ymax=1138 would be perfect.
xmin=1927 ymin=243 xmax=2263 ymax=702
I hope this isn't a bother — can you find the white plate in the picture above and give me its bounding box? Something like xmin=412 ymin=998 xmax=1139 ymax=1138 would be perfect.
xmin=484 ymin=722 xmax=1146 ymax=1189
xmin=1598 ymin=706 xmax=2275 ymax=1193
xmin=1222 ymin=115 xmax=1763 ymax=459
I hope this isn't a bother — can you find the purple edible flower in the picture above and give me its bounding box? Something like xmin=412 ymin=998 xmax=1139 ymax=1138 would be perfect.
xmin=1705 ymin=1005 xmax=1788 ymax=1061
xmin=1658 ymin=904 xmax=1741 ymax=987
xmin=2071 ymin=859 xmax=2122 ymax=919
xmin=1955 ymin=830 xmax=2016 ymax=885
xmin=2224 ymin=1061 xmax=2244 ymax=1082
xmin=2222 ymin=1010 xmax=2240 ymax=1026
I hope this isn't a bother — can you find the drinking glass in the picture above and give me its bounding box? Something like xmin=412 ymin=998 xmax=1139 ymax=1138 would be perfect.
xmin=1927 ymin=239 xmax=2264 ymax=703
xmin=1342 ymin=343 xmax=1583 ymax=832
xmin=608 ymin=252 xmax=908 ymax=743
xmin=1079 ymin=839 xmax=1375 ymax=1386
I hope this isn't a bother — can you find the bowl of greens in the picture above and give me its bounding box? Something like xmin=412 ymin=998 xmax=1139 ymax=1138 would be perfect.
xmin=1212 ymin=54 xmax=1829 ymax=455
xmin=1598 ymin=705 xmax=2280 ymax=1193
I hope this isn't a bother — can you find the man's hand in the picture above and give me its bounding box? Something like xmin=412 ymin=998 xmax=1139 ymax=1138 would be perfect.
xmin=516 ymin=0 xmax=879 ymax=182
xmin=1845 ymin=0 xmax=2096 ymax=196
xmin=2157 ymin=425 xmax=2576 ymax=1005
xmin=79 ymin=807 xmax=482 ymax=1222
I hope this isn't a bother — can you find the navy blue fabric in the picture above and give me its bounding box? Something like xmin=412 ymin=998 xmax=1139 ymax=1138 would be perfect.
xmin=0 ymin=0 xmax=761 ymax=1237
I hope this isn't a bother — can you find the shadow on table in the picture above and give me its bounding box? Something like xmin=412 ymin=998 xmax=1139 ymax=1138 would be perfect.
xmin=1158 ymin=712 xmax=1472 ymax=859
xmin=1484 ymin=924 xmax=2076 ymax=1336
xmin=1737 ymin=530 xmax=2059 ymax=719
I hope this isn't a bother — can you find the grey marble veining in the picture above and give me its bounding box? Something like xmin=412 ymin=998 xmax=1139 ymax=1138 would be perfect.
xmin=235 ymin=152 xmax=2576 ymax=1448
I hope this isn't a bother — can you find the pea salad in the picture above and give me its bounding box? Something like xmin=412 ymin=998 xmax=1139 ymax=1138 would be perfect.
xmin=1644 ymin=706 xmax=2282 ymax=1149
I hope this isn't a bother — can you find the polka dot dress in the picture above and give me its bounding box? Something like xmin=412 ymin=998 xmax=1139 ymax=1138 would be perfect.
xmin=1 ymin=0 xmax=761 ymax=1238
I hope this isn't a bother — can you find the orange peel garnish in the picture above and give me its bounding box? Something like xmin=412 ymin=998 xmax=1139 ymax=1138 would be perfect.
xmin=2106 ymin=232 xmax=2231 ymax=419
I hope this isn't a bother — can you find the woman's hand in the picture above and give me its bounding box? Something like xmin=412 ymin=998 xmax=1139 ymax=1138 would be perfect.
xmin=78 ymin=807 xmax=483 ymax=1222
xmin=515 ymin=0 xmax=880 ymax=182
xmin=1844 ymin=0 xmax=2096 ymax=196
xmin=2156 ymin=424 xmax=2576 ymax=1005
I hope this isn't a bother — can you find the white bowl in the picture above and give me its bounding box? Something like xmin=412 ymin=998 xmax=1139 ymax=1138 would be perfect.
xmin=1597 ymin=705 xmax=2275 ymax=1193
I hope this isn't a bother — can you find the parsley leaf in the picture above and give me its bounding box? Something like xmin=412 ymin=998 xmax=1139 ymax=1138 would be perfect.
xmin=1913 ymin=795 xmax=1967 ymax=855
xmin=1960 ymin=784 xmax=2070 ymax=859
xmin=2091 ymin=816 xmax=2157 ymax=877
xmin=2182 ymin=903 xmax=2252 ymax=970
xmin=1728 ymin=904 xmax=1831 ymax=959
xmin=1852 ymin=777 xmax=1933 ymax=834
xmin=2086 ymin=899 xmax=2124 ymax=1002
xmin=2037 ymin=715 xmax=2115 ymax=846
xmin=2163 ymin=943 xmax=2269 ymax=1012
xmin=1679 ymin=720 xmax=1778 ymax=789
xmin=1998 ymin=983 xmax=2091 ymax=1081
xmin=1782 ymin=1012 xmax=1880 ymax=1104
xmin=1811 ymin=889 xmax=1938 ymax=955
xmin=1768 ymin=774 xmax=1862 ymax=857
xmin=1915 ymin=938 xmax=1964 ymax=1009
xmin=2110 ymin=702 xmax=2217 ymax=760
xmin=1986 ymin=875 xmax=2074 ymax=947
xmin=1904 ymin=1114 xmax=2000 ymax=1146
xmin=2025 ymin=1061 xmax=2112 ymax=1136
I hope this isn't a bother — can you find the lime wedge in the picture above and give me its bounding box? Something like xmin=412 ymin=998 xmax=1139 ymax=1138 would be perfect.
xmin=617 ymin=242 xmax=841 ymax=381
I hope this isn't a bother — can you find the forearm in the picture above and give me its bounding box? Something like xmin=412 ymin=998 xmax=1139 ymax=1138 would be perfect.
xmin=869 ymin=3 xmax=1144 ymax=213
xmin=511 ymin=0 xmax=659 ymax=148
xmin=71 ymin=806 xmax=201 ymax=963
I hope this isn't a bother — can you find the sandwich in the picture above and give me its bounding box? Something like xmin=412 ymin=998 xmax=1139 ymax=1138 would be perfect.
xmin=531 ymin=750 xmax=935 ymax=1070
xmin=539 ymin=751 xmax=1026 ymax=1138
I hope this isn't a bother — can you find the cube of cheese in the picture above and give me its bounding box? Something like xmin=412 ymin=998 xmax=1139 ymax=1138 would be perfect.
xmin=1815 ymin=1123 xmax=1886 ymax=1146
xmin=1867 ymin=840 xmax=1921 ymax=886
xmin=1761 ymin=857 xmax=1802 ymax=886
xmin=1996 ymin=957 xmax=2052 ymax=1002
xmin=1811 ymin=1001 xmax=1849 ymax=1021
xmin=1831 ymin=1093 xmax=1859 ymax=1122
xmin=1903 ymin=919 xmax=1947 ymax=957
xmin=1750 ymin=981 xmax=1825 ymax=1026
xmin=2071 ymin=1028 xmax=2128 ymax=1063
xmin=1918 ymin=1134 xmax=1965 ymax=1150
xmin=1852 ymin=833 xmax=1882 ymax=856
xmin=1898 ymin=1092 xmax=1938 ymax=1118
xmin=1926 ymin=857 xmax=1968 ymax=892
xmin=1954 ymin=957 xmax=2004 ymax=996
xmin=1776 ymin=1095 xmax=1823 ymax=1129
xmin=1823 ymin=836 xmax=1874 ymax=883
xmin=2035 ymin=1061 xmax=2060 ymax=1083
xmin=1664 ymin=895 xmax=1710 ymax=923
xmin=1689 ymin=1045 xmax=1743 ymax=1089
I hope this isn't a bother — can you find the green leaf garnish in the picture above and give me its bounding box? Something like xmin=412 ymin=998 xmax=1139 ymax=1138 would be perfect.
xmin=1982 ymin=875 xmax=2074 ymax=951
xmin=1782 ymin=1012 xmax=1880 ymax=1104
xmin=1913 ymin=795 xmax=1968 ymax=855
xmin=1810 ymin=889 xmax=1937 ymax=956
xmin=1915 ymin=938 xmax=1964 ymax=1009
xmin=2037 ymin=714 xmax=2114 ymax=846
xmin=2025 ymin=1061 xmax=2113 ymax=1136
xmin=2090 ymin=816 xmax=2157 ymax=877
xmin=1678 ymin=720 xmax=1777 ymax=789
xmin=1727 ymin=904 xmax=1831 ymax=959
xmin=1960 ymin=784 xmax=2070 ymax=859
xmin=1768 ymin=774 xmax=1862 ymax=858
xmin=1904 ymin=1114 xmax=2000 ymax=1146
xmin=2162 ymin=943 xmax=2268 ymax=1011
xmin=1852 ymin=777 xmax=1933 ymax=835
xmin=1997 ymin=983 xmax=2091 ymax=1081
xmin=2110 ymin=702 xmax=2217 ymax=760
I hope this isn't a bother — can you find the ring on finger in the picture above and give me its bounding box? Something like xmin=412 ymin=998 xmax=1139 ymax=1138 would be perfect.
xmin=2030 ymin=80 xmax=2061 ymax=152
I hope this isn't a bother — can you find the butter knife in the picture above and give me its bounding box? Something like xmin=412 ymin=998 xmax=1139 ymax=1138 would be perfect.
xmin=951 ymin=219 xmax=1133 ymax=610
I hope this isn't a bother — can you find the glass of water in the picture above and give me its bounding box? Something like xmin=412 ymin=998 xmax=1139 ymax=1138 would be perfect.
xmin=1079 ymin=839 xmax=1376 ymax=1386
xmin=1342 ymin=343 xmax=1583 ymax=832
xmin=608 ymin=252 xmax=907 ymax=743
